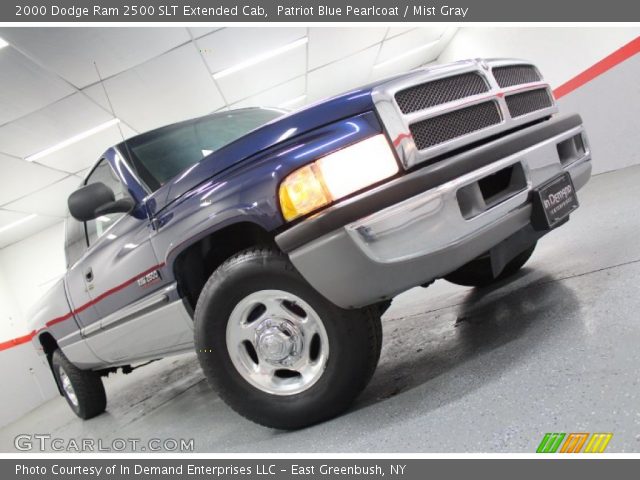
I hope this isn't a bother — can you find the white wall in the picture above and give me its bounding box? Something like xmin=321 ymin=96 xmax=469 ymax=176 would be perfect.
xmin=0 ymin=266 xmax=23 ymax=341
xmin=438 ymin=27 xmax=640 ymax=174
xmin=438 ymin=27 xmax=640 ymax=89
xmin=557 ymin=53 xmax=640 ymax=174
xmin=0 ymin=222 xmax=65 ymax=427
xmin=0 ymin=344 xmax=59 ymax=428
xmin=0 ymin=221 xmax=66 ymax=321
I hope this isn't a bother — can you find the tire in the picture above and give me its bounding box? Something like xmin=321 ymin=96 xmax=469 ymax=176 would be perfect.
xmin=366 ymin=307 xmax=384 ymax=384
xmin=444 ymin=242 xmax=537 ymax=288
xmin=194 ymin=247 xmax=382 ymax=429
xmin=51 ymin=349 xmax=106 ymax=419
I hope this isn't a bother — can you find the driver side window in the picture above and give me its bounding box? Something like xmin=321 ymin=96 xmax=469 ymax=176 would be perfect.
xmin=85 ymin=159 xmax=129 ymax=245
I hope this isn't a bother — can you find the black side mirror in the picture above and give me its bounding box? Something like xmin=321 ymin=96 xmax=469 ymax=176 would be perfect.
xmin=68 ymin=182 xmax=134 ymax=222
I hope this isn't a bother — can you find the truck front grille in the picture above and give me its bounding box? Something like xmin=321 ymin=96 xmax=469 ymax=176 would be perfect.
xmin=395 ymin=72 xmax=489 ymax=114
xmin=372 ymin=59 xmax=558 ymax=169
xmin=410 ymin=101 xmax=502 ymax=151
xmin=505 ymin=88 xmax=553 ymax=118
xmin=492 ymin=65 xmax=540 ymax=88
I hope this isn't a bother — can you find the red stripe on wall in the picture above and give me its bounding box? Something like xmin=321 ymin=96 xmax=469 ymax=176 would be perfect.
xmin=0 ymin=331 xmax=36 ymax=352
xmin=553 ymin=36 xmax=640 ymax=99
xmin=0 ymin=263 xmax=165 ymax=352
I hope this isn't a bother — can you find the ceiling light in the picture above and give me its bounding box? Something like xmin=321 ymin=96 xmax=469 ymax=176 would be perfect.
xmin=0 ymin=38 xmax=8 ymax=49
xmin=213 ymin=37 xmax=308 ymax=80
xmin=0 ymin=214 xmax=37 ymax=235
xmin=373 ymin=40 xmax=440 ymax=70
xmin=278 ymin=95 xmax=306 ymax=109
xmin=25 ymin=118 xmax=121 ymax=163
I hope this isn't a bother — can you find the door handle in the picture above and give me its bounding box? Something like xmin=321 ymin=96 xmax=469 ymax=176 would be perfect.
xmin=85 ymin=267 xmax=94 ymax=283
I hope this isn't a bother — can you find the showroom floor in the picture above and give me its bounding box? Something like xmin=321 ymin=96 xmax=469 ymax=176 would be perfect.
xmin=2 ymin=165 xmax=639 ymax=453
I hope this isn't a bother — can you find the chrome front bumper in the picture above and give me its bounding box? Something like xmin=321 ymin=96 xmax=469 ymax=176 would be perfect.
xmin=284 ymin=122 xmax=592 ymax=309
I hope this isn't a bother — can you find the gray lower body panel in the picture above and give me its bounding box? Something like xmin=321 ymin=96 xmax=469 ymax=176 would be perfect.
xmin=63 ymin=284 xmax=195 ymax=369
xmin=284 ymin=125 xmax=592 ymax=309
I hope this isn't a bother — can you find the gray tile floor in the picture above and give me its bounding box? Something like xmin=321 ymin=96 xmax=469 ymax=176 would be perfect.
xmin=2 ymin=165 xmax=639 ymax=453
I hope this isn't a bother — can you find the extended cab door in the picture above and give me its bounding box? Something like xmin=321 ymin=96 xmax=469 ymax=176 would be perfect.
xmin=59 ymin=213 xmax=105 ymax=366
xmin=79 ymin=156 xmax=193 ymax=364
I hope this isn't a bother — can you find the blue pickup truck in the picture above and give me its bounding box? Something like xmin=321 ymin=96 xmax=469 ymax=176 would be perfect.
xmin=27 ymin=59 xmax=591 ymax=429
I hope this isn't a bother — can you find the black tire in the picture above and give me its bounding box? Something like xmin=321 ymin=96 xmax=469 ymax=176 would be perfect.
xmin=444 ymin=242 xmax=537 ymax=288
xmin=51 ymin=349 xmax=106 ymax=419
xmin=194 ymin=247 xmax=382 ymax=429
xmin=366 ymin=307 xmax=384 ymax=384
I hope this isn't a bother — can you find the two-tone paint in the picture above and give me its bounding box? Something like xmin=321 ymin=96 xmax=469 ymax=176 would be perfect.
xmin=27 ymin=58 xmax=592 ymax=375
xmin=27 ymin=89 xmax=385 ymax=370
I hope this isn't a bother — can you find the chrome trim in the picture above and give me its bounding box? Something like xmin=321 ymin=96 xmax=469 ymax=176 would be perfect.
xmin=372 ymin=58 xmax=558 ymax=169
xmin=346 ymin=125 xmax=589 ymax=264
xmin=81 ymin=283 xmax=175 ymax=337
xmin=226 ymin=289 xmax=330 ymax=396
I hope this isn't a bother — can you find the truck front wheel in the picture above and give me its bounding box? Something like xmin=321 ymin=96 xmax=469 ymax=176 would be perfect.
xmin=51 ymin=349 xmax=106 ymax=419
xmin=194 ymin=248 xmax=382 ymax=429
xmin=444 ymin=242 xmax=537 ymax=288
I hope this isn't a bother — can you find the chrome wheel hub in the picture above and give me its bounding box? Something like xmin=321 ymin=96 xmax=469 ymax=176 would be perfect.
xmin=58 ymin=367 xmax=78 ymax=407
xmin=254 ymin=319 xmax=302 ymax=366
xmin=226 ymin=290 xmax=330 ymax=396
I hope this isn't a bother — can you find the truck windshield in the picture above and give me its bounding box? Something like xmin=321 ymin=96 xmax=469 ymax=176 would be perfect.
xmin=121 ymin=108 xmax=283 ymax=191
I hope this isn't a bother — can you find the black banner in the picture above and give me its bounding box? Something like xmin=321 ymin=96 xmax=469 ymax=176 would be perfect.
xmin=2 ymin=0 xmax=640 ymax=22
xmin=4 ymin=459 xmax=640 ymax=480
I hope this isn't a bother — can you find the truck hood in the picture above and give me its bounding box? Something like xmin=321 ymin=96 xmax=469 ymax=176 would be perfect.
xmin=146 ymin=87 xmax=376 ymax=214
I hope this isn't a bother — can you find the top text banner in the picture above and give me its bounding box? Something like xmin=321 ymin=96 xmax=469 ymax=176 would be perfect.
xmin=3 ymin=0 xmax=640 ymax=22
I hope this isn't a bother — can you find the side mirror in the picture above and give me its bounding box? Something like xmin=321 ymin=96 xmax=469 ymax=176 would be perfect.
xmin=68 ymin=182 xmax=134 ymax=222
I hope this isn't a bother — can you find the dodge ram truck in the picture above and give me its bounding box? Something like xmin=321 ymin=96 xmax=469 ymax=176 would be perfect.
xmin=28 ymin=59 xmax=591 ymax=429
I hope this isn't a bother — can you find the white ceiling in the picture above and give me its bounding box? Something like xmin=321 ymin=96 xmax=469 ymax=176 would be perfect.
xmin=0 ymin=26 xmax=456 ymax=249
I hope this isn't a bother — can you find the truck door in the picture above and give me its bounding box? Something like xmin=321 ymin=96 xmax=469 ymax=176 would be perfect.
xmin=80 ymin=157 xmax=193 ymax=364
xmin=60 ymin=213 xmax=105 ymax=364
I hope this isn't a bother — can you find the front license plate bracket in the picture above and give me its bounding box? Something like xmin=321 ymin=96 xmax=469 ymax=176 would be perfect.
xmin=531 ymin=172 xmax=579 ymax=231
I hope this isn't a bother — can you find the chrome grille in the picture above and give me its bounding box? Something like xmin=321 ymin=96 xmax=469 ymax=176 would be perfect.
xmin=410 ymin=102 xmax=502 ymax=151
xmin=395 ymin=73 xmax=489 ymax=114
xmin=372 ymin=59 xmax=558 ymax=170
xmin=505 ymin=89 xmax=553 ymax=118
xmin=492 ymin=65 xmax=540 ymax=88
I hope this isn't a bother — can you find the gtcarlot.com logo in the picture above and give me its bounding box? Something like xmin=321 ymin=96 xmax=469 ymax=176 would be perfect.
xmin=536 ymin=432 xmax=613 ymax=453
xmin=14 ymin=434 xmax=194 ymax=452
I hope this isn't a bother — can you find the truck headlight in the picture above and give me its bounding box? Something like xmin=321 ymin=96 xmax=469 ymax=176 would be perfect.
xmin=279 ymin=134 xmax=399 ymax=221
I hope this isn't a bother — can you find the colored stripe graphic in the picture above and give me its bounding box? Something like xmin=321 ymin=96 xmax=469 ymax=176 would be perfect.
xmin=537 ymin=433 xmax=613 ymax=453
xmin=536 ymin=433 xmax=565 ymax=453
xmin=560 ymin=433 xmax=589 ymax=453
xmin=584 ymin=433 xmax=613 ymax=453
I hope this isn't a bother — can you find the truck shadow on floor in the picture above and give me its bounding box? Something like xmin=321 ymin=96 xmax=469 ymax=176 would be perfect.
xmin=354 ymin=271 xmax=581 ymax=416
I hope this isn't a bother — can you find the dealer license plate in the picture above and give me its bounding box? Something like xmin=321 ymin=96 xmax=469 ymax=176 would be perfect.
xmin=531 ymin=172 xmax=579 ymax=230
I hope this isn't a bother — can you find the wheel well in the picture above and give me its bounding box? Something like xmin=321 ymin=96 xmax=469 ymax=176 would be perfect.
xmin=173 ymin=222 xmax=276 ymax=312
xmin=38 ymin=332 xmax=59 ymax=360
xmin=38 ymin=332 xmax=63 ymax=395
